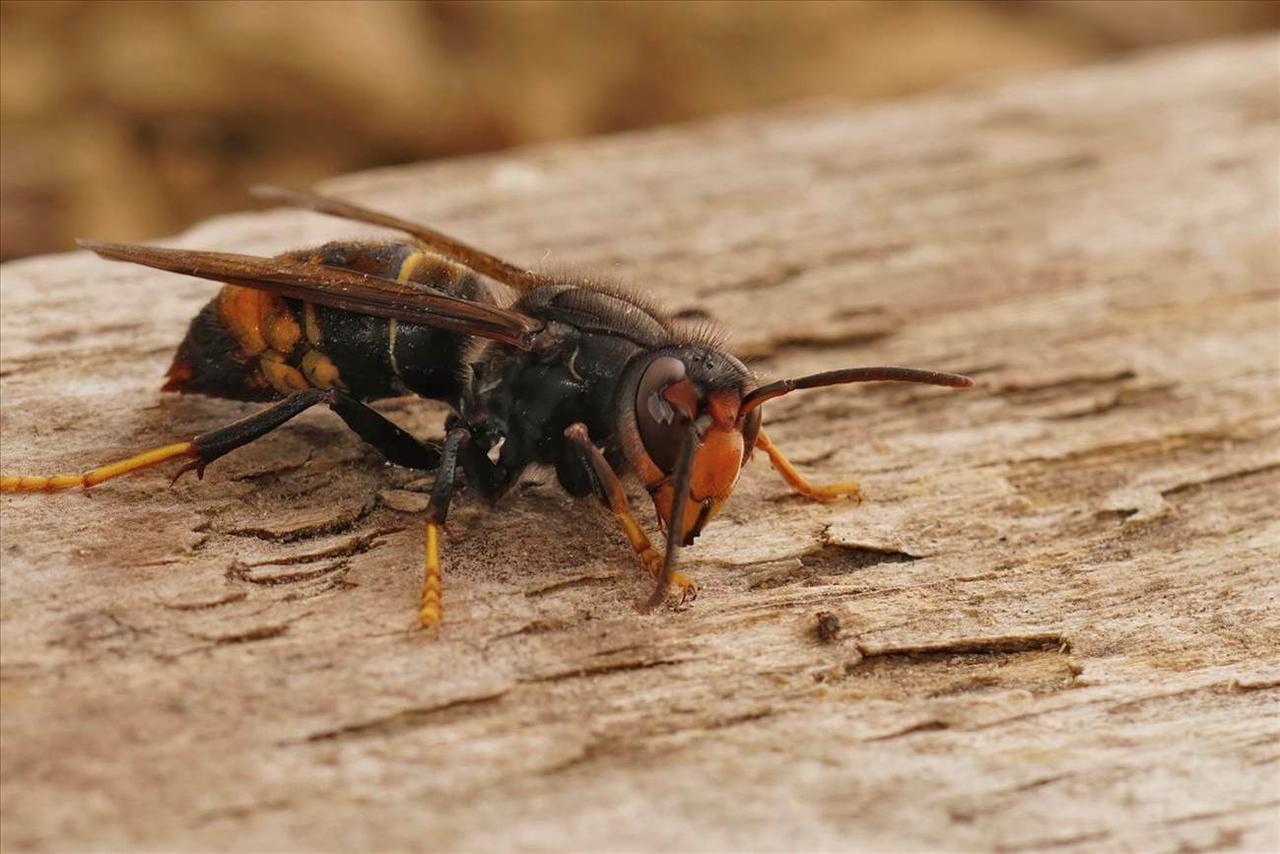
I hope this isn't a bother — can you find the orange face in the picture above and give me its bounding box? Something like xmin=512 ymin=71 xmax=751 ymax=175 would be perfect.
xmin=648 ymin=417 xmax=745 ymax=544
xmin=623 ymin=351 xmax=754 ymax=544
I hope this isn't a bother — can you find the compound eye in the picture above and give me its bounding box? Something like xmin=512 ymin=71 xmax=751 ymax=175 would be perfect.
xmin=635 ymin=356 xmax=696 ymax=473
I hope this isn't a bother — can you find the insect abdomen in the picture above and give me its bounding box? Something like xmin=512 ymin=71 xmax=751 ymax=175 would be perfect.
xmin=163 ymin=241 xmax=494 ymax=404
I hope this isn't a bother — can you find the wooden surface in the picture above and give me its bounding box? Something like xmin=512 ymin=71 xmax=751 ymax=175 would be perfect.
xmin=2 ymin=37 xmax=1278 ymax=853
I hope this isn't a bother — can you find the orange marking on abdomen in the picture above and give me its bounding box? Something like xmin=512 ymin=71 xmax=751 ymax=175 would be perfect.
xmin=303 ymin=302 xmax=323 ymax=346
xmin=301 ymin=350 xmax=345 ymax=390
xmin=217 ymin=286 xmax=291 ymax=357
xmin=260 ymin=351 xmax=309 ymax=395
xmin=264 ymin=305 xmax=302 ymax=354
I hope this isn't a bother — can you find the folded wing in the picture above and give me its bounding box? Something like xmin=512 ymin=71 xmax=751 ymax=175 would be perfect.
xmin=80 ymin=240 xmax=546 ymax=351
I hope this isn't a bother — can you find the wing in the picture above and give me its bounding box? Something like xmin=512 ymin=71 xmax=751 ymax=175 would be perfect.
xmin=79 ymin=240 xmax=547 ymax=351
xmin=251 ymin=185 xmax=550 ymax=293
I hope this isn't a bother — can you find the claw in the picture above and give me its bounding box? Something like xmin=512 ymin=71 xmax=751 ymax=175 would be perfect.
xmin=169 ymin=459 xmax=206 ymax=487
xmin=675 ymin=573 xmax=699 ymax=606
xmin=637 ymin=567 xmax=698 ymax=610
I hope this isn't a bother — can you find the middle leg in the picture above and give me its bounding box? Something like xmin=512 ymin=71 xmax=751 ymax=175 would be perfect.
xmin=418 ymin=427 xmax=469 ymax=628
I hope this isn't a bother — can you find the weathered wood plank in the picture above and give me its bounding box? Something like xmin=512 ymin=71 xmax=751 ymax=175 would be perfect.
xmin=2 ymin=37 xmax=1277 ymax=853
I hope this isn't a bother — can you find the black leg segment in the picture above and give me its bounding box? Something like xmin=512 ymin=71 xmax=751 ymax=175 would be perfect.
xmin=426 ymin=427 xmax=470 ymax=525
xmin=191 ymin=388 xmax=441 ymax=472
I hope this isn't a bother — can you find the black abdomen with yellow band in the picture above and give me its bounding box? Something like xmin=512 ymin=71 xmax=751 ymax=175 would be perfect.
xmin=164 ymin=240 xmax=495 ymax=405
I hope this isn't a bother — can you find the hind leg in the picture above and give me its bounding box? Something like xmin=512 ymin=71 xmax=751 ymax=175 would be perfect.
xmin=1 ymin=389 xmax=440 ymax=493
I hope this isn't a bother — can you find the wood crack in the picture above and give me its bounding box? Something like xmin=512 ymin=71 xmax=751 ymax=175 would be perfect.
xmin=865 ymin=719 xmax=951 ymax=741
xmin=222 ymin=497 xmax=379 ymax=543
xmin=857 ymin=632 xmax=1071 ymax=658
xmin=524 ymin=655 xmax=696 ymax=684
xmin=302 ymin=689 xmax=511 ymax=743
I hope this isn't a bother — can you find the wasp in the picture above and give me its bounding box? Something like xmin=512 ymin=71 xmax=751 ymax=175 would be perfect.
xmin=0 ymin=187 xmax=973 ymax=627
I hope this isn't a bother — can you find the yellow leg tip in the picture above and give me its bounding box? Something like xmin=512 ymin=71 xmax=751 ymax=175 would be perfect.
xmin=1 ymin=441 xmax=198 ymax=494
xmin=1 ymin=474 xmax=79 ymax=493
xmin=806 ymin=481 xmax=864 ymax=504
xmin=420 ymin=522 xmax=443 ymax=629
xmin=1 ymin=475 xmax=30 ymax=493
xmin=418 ymin=602 xmax=441 ymax=628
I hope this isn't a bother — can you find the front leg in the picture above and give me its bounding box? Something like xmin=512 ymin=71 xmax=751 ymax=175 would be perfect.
xmin=563 ymin=424 xmax=697 ymax=605
xmin=755 ymin=428 xmax=863 ymax=504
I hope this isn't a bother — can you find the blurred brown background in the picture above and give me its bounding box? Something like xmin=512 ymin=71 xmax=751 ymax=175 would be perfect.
xmin=2 ymin=0 xmax=1277 ymax=260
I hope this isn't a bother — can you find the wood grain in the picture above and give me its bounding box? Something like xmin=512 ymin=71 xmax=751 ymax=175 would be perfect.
xmin=2 ymin=37 xmax=1277 ymax=853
